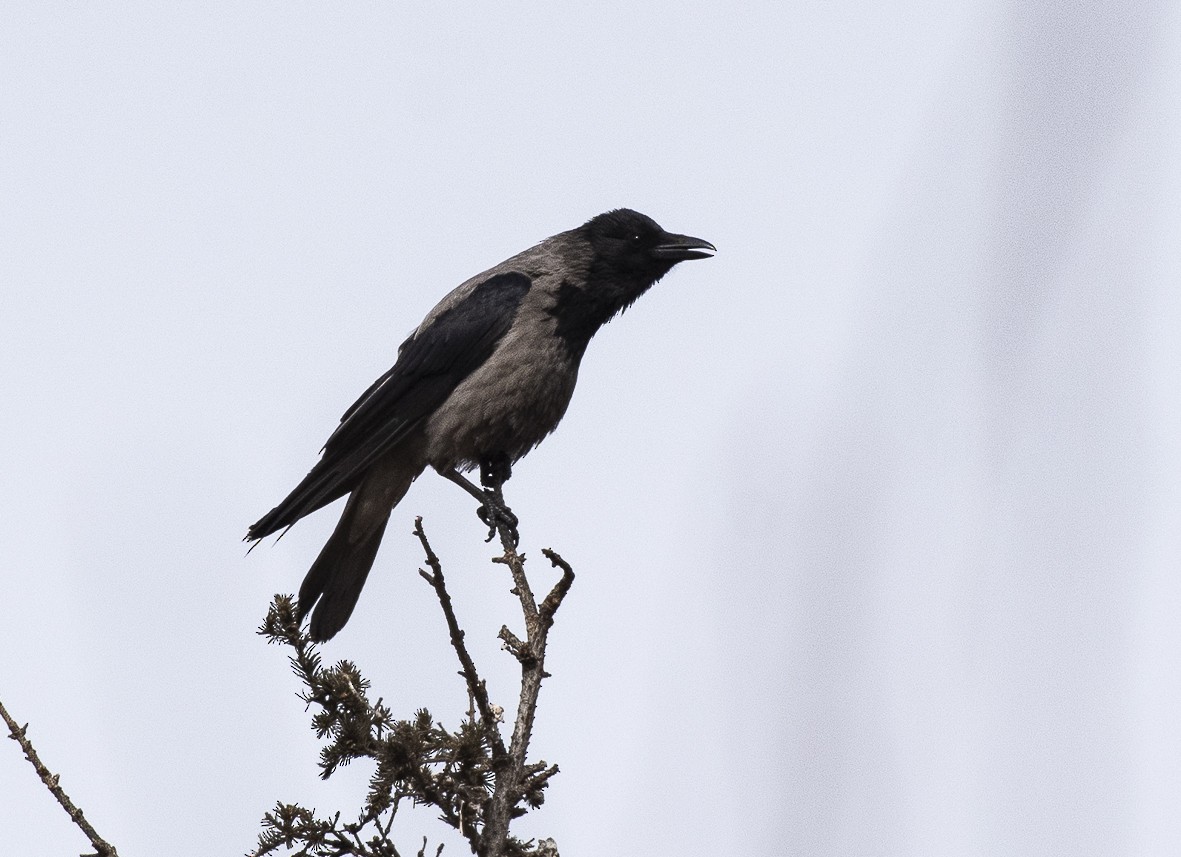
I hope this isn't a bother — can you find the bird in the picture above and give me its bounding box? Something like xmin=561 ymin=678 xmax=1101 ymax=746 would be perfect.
xmin=247 ymin=208 xmax=715 ymax=641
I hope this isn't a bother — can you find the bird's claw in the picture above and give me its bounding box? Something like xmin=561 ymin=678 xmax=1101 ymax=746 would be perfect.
xmin=477 ymin=499 xmax=520 ymax=546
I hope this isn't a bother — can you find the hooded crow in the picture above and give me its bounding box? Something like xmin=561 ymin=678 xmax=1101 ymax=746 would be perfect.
xmin=247 ymin=208 xmax=715 ymax=641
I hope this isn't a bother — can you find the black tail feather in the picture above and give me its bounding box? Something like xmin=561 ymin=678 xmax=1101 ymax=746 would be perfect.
xmin=247 ymin=460 xmax=355 ymax=542
xmin=298 ymin=506 xmax=390 ymax=642
xmin=291 ymin=453 xmax=421 ymax=641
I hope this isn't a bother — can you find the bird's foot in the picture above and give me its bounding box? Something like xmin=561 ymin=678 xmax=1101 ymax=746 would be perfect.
xmin=477 ymin=496 xmax=519 ymax=546
xmin=439 ymin=463 xmax=519 ymax=545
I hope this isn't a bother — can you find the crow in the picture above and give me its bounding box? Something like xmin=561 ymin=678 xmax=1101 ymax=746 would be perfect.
xmin=247 ymin=208 xmax=715 ymax=641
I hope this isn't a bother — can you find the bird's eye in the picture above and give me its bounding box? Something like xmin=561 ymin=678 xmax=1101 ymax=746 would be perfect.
xmin=629 ymin=233 xmax=643 ymax=245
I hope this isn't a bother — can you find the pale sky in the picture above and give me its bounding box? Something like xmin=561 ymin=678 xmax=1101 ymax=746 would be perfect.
xmin=3 ymin=3 xmax=1180 ymax=855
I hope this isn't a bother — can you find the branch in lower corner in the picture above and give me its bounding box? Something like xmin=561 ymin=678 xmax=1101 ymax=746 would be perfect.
xmin=0 ymin=698 xmax=120 ymax=857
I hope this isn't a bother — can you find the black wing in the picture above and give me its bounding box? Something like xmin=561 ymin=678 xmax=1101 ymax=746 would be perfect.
xmin=247 ymin=271 xmax=532 ymax=540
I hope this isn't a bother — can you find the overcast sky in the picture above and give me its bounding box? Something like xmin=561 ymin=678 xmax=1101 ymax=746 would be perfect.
xmin=3 ymin=2 xmax=1179 ymax=855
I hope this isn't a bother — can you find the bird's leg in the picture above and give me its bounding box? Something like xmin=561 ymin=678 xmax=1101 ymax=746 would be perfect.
xmin=480 ymin=454 xmax=512 ymax=489
xmin=439 ymin=463 xmax=519 ymax=546
xmin=440 ymin=466 xmax=488 ymax=504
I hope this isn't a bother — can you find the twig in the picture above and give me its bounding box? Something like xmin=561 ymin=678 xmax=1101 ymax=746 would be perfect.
xmin=538 ymin=550 xmax=575 ymax=628
xmin=497 ymin=626 xmax=528 ymax=664
xmin=0 ymin=697 xmax=119 ymax=857
xmin=415 ymin=517 xmax=508 ymax=765
xmin=520 ymin=761 xmax=561 ymax=797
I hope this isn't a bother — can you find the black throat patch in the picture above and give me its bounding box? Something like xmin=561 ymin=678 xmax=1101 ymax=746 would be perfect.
xmin=548 ymin=278 xmax=609 ymax=361
xmin=548 ymin=261 xmax=670 ymax=362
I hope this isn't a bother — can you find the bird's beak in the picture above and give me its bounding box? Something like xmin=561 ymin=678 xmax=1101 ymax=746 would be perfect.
xmin=651 ymin=232 xmax=717 ymax=261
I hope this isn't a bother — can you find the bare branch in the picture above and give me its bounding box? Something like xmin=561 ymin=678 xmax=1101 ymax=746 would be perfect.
xmin=415 ymin=516 xmax=508 ymax=764
xmin=497 ymin=626 xmax=529 ymax=664
xmin=0 ymin=698 xmax=119 ymax=857
xmin=538 ymin=550 xmax=575 ymax=627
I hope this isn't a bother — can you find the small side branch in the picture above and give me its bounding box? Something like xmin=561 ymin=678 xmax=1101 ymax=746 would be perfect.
xmin=415 ymin=517 xmax=508 ymax=764
xmin=538 ymin=550 xmax=575 ymax=628
xmin=0 ymin=698 xmax=119 ymax=857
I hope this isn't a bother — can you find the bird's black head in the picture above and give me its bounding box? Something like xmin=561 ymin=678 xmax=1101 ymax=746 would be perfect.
xmin=550 ymin=209 xmax=715 ymax=361
xmin=582 ymin=209 xmax=716 ymax=282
